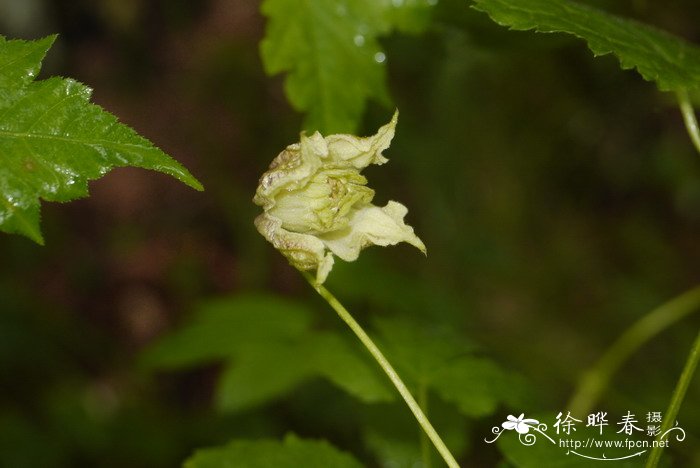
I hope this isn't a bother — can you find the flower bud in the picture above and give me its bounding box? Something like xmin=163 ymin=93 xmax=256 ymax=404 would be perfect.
xmin=254 ymin=111 xmax=425 ymax=283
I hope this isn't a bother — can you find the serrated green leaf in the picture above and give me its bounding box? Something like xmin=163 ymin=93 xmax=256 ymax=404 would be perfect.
xmin=372 ymin=316 xmax=477 ymax=382
xmin=260 ymin=0 xmax=390 ymax=134
xmin=215 ymin=342 xmax=311 ymax=412
xmin=260 ymin=0 xmax=434 ymax=134
xmin=472 ymin=0 xmax=700 ymax=92
xmin=0 ymin=35 xmax=202 ymax=243
xmin=0 ymin=36 xmax=53 ymax=92
xmin=374 ymin=317 xmax=530 ymax=418
xmin=145 ymin=294 xmax=528 ymax=416
xmin=431 ymin=356 xmax=530 ymax=417
xmin=143 ymin=294 xmax=393 ymax=412
xmin=362 ymin=399 xmax=469 ymax=468
xmin=140 ymin=294 xmax=313 ymax=370
xmin=214 ymin=332 xmax=396 ymax=412
xmin=307 ymin=332 xmax=393 ymax=403
xmin=184 ymin=434 xmax=364 ymax=468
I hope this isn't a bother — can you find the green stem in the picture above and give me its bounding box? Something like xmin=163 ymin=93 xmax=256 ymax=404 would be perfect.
xmin=301 ymin=271 xmax=460 ymax=468
xmin=645 ymin=328 xmax=700 ymax=468
xmin=643 ymin=93 xmax=700 ymax=467
xmin=567 ymin=286 xmax=700 ymax=416
xmin=677 ymin=89 xmax=700 ymax=155
xmin=419 ymin=383 xmax=432 ymax=468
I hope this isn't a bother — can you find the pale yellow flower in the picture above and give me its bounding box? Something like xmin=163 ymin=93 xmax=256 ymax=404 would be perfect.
xmin=253 ymin=112 xmax=425 ymax=283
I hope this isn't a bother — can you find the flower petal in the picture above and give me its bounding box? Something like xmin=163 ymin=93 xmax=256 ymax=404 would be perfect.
xmin=318 ymin=201 xmax=426 ymax=262
xmin=254 ymin=213 xmax=334 ymax=283
xmin=325 ymin=110 xmax=398 ymax=169
xmin=253 ymin=132 xmax=326 ymax=210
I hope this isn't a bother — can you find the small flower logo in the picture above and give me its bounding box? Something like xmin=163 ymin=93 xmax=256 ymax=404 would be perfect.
xmin=502 ymin=414 xmax=540 ymax=434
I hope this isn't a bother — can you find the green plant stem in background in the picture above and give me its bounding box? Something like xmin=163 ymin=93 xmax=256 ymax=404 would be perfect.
xmin=419 ymin=383 xmax=432 ymax=468
xmin=645 ymin=95 xmax=700 ymax=468
xmin=300 ymin=271 xmax=460 ymax=468
xmin=645 ymin=328 xmax=700 ymax=468
xmin=678 ymin=89 xmax=700 ymax=155
xmin=567 ymin=286 xmax=700 ymax=416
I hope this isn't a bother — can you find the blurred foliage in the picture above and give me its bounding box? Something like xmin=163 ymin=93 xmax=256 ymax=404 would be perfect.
xmin=141 ymin=294 xmax=395 ymax=409
xmin=142 ymin=294 xmax=524 ymax=420
xmin=184 ymin=434 xmax=364 ymax=468
xmin=1 ymin=0 xmax=700 ymax=466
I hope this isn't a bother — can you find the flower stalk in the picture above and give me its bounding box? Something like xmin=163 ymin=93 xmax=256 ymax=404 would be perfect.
xmin=300 ymin=271 xmax=460 ymax=468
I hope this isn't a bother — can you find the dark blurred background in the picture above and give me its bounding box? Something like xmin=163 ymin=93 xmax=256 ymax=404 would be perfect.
xmin=1 ymin=0 xmax=700 ymax=466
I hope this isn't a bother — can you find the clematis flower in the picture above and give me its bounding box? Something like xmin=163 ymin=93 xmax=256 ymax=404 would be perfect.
xmin=502 ymin=414 xmax=540 ymax=434
xmin=253 ymin=111 xmax=425 ymax=283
